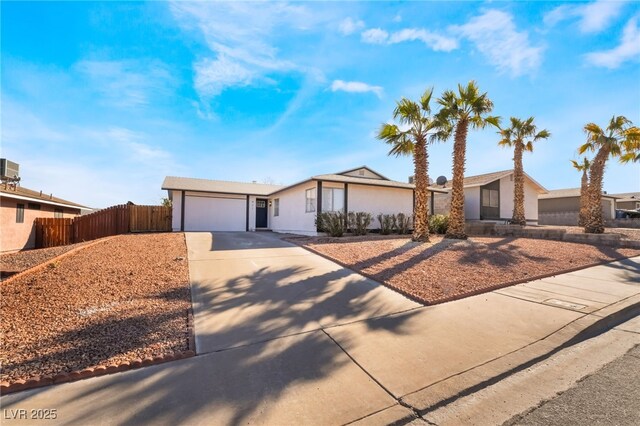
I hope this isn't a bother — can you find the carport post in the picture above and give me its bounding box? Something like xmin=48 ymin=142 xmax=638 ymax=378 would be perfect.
xmin=245 ymin=195 xmax=250 ymax=231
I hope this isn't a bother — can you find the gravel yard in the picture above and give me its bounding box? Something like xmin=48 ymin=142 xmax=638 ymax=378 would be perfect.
xmin=1 ymin=242 xmax=88 ymax=275
xmin=291 ymin=235 xmax=640 ymax=305
xmin=1 ymin=233 xmax=191 ymax=384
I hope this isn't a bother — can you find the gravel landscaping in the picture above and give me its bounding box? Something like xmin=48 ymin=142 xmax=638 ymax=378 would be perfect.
xmin=1 ymin=242 xmax=88 ymax=276
xmin=291 ymin=235 xmax=640 ymax=305
xmin=1 ymin=233 xmax=191 ymax=384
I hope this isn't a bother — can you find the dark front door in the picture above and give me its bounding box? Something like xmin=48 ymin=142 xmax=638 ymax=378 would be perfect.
xmin=480 ymin=180 xmax=500 ymax=220
xmin=256 ymin=198 xmax=268 ymax=228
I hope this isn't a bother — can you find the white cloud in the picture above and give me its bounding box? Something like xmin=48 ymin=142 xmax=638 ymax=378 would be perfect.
xmin=75 ymin=59 xmax=173 ymax=108
xmin=170 ymin=1 xmax=325 ymax=105
xmin=388 ymin=28 xmax=458 ymax=52
xmin=361 ymin=28 xmax=389 ymax=44
xmin=544 ymin=1 xmax=625 ymax=34
xmin=339 ymin=17 xmax=365 ymax=35
xmin=585 ymin=16 xmax=640 ymax=68
xmin=452 ymin=10 xmax=544 ymax=76
xmin=330 ymin=80 xmax=383 ymax=98
xmin=361 ymin=27 xmax=457 ymax=52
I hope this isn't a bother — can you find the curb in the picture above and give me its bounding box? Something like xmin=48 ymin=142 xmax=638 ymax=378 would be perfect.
xmin=1 ymin=236 xmax=119 ymax=286
xmin=0 ymin=307 xmax=196 ymax=396
xmin=295 ymin=240 xmax=639 ymax=307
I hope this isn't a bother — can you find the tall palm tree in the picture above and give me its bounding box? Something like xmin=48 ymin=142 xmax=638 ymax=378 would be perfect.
xmin=436 ymin=81 xmax=500 ymax=239
xmin=498 ymin=117 xmax=550 ymax=225
xmin=620 ymin=138 xmax=640 ymax=163
xmin=570 ymin=157 xmax=591 ymax=227
xmin=578 ymin=116 xmax=640 ymax=233
xmin=378 ymin=88 xmax=448 ymax=242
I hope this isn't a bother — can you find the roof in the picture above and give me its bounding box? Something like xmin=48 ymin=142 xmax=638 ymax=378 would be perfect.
xmin=334 ymin=166 xmax=389 ymax=180
xmin=439 ymin=170 xmax=548 ymax=194
xmin=539 ymin=188 xmax=618 ymax=200
xmin=610 ymin=192 xmax=640 ymax=203
xmin=164 ymin=166 xmax=450 ymax=197
xmin=0 ymin=184 xmax=88 ymax=209
xmin=162 ymin=176 xmax=285 ymax=196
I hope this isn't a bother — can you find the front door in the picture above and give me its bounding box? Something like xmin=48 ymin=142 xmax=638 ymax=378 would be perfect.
xmin=256 ymin=198 xmax=268 ymax=228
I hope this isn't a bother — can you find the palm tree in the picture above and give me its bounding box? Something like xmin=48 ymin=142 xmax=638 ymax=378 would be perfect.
xmin=378 ymin=88 xmax=448 ymax=242
xmin=497 ymin=117 xmax=550 ymax=225
xmin=570 ymin=157 xmax=591 ymax=227
xmin=578 ymin=116 xmax=640 ymax=233
xmin=436 ymin=81 xmax=500 ymax=239
xmin=620 ymin=138 xmax=640 ymax=163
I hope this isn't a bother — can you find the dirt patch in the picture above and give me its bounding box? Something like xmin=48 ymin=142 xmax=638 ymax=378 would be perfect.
xmin=292 ymin=235 xmax=640 ymax=305
xmin=1 ymin=242 xmax=88 ymax=276
xmin=1 ymin=233 xmax=191 ymax=383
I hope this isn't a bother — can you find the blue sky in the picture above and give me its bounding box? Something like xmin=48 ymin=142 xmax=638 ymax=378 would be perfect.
xmin=2 ymin=1 xmax=639 ymax=208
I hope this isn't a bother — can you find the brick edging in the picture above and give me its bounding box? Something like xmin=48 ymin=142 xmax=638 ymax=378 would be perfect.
xmin=294 ymin=241 xmax=638 ymax=307
xmin=1 ymin=236 xmax=120 ymax=286
xmin=0 ymin=307 xmax=196 ymax=396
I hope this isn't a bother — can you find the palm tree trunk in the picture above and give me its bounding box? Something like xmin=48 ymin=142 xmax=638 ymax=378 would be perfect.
xmin=511 ymin=143 xmax=526 ymax=225
xmin=585 ymin=147 xmax=609 ymax=233
xmin=445 ymin=119 xmax=468 ymax=239
xmin=413 ymin=135 xmax=430 ymax=242
xmin=578 ymin=170 xmax=589 ymax=227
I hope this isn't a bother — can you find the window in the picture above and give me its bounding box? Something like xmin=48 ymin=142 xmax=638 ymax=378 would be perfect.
xmin=322 ymin=188 xmax=345 ymax=212
xmin=482 ymin=189 xmax=499 ymax=208
xmin=54 ymin=208 xmax=64 ymax=218
xmin=16 ymin=204 xmax=25 ymax=223
xmin=27 ymin=202 xmax=41 ymax=210
xmin=305 ymin=188 xmax=316 ymax=213
xmin=256 ymin=200 xmax=266 ymax=208
xmin=274 ymin=199 xmax=280 ymax=217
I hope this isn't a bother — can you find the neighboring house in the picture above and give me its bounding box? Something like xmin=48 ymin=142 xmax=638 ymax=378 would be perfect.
xmin=162 ymin=166 xmax=448 ymax=235
xmin=432 ymin=170 xmax=547 ymax=223
xmin=538 ymin=188 xmax=617 ymax=226
xmin=1 ymin=184 xmax=87 ymax=252
xmin=610 ymin=192 xmax=640 ymax=211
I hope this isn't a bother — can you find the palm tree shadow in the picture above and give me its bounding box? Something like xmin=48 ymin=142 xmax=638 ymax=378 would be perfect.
xmin=6 ymin=264 xmax=420 ymax=425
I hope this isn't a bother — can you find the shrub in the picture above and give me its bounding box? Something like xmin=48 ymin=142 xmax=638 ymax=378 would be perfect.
xmin=429 ymin=214 xmax=449 ymax=234
xmin=378 ymin=213 xmax=395 ymax=235
xmin=317 ymin=211 xmax=346 ymax=237
xmin=348 ymin=212 xmax=373 ymax=236
xmin=396 ymin=213 xmax=412 ymax=234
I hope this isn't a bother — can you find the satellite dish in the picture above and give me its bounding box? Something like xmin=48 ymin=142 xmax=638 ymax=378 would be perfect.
xmin=428 ymin=178 xmax=434 ymax=185
xmin=436 ymin=176 xmax=448 ymax=186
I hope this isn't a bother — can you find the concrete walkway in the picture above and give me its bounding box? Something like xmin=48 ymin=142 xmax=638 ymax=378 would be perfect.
xmin=2 ymin=232 xmax=639 ymax=425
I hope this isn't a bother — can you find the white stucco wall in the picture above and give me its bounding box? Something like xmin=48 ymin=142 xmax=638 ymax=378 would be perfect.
xmin=348 ymin=184 xmax=413 ymax=228
xmin=499 ymin=176 xmax=540 ymax=222
xmin=463 ymin=187 xmax=481 ymax=220
xmin=269 ymin=182 xmax=318 ymax=235
xmin=170 ymin=190 xmax=182 ymax=231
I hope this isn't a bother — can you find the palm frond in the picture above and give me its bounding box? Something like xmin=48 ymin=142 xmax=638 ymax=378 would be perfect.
xmin=420 ymin=87 xmax=433 ymax=113
xmin=578 ymin=142 xmax=595 ymax=154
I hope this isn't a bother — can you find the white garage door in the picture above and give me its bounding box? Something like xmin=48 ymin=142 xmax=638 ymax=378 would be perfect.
xmin=184 ymin=195 xmax=246 ymax=231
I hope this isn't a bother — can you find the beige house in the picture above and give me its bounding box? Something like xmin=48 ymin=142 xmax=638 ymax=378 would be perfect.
xmin=432 ymin=170 xmax=547 ymax=223
xmin=610 ymin=192 xmax=640 ymax=211
xmin=1 ymin=185 xmax=87 ymax=252
xmin=163 ymin=166 xmax=448 ymax=235
xmin=538 ymin=188 xmax=617 ymax=226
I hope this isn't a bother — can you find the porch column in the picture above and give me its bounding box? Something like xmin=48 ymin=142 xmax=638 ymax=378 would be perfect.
xmin=316 ymin=181 xmax=323 ymax=232
xmin=180 ymin=191 xmax=185 ymax=232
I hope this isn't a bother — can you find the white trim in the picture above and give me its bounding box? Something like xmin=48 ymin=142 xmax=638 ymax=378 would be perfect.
xmin=0 ymin=193 xmax=83 ymax=210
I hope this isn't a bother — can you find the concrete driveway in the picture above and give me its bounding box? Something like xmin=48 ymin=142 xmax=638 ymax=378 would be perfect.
xmin=2 ymin=232 xmax=639 ymax=425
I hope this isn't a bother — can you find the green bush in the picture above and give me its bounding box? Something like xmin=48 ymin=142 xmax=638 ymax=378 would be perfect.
xmin=377 ymin=213 xmax=395 ymax=235
xmin=348 ymin=212 xmax=373 ymax=236
xmin=396 ymin=213 xmax=412 ymax=234
xmin=429 ymin=214 xmax=449 ymax=234
xmin=317 ymin=211 xmax=346 ymax=237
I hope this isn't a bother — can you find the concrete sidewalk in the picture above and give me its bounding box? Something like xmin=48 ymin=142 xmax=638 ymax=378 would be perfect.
xmin=1 ymin=232 xmax=638 ymax=425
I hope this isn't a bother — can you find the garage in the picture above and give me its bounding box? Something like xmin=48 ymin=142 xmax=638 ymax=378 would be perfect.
xmin=183 ymin=194 xmax=246 ymax=232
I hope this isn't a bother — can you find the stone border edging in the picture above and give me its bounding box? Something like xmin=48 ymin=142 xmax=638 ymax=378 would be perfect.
xmin=292 ymin=239 xmax=638 ymax=307
xmin=0 ymin=307 xmax=197 ymax=395
xmin=1 ymin=236 xmax=120 ymax=286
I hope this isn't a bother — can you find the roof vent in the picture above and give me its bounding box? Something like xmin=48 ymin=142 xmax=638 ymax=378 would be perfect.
xmin=436 ymin=176 xmax=448 ymax=186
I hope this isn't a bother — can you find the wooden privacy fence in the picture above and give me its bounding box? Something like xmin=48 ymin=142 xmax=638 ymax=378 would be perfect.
xmin=35 ymin=204 xmax=172 ymax=248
